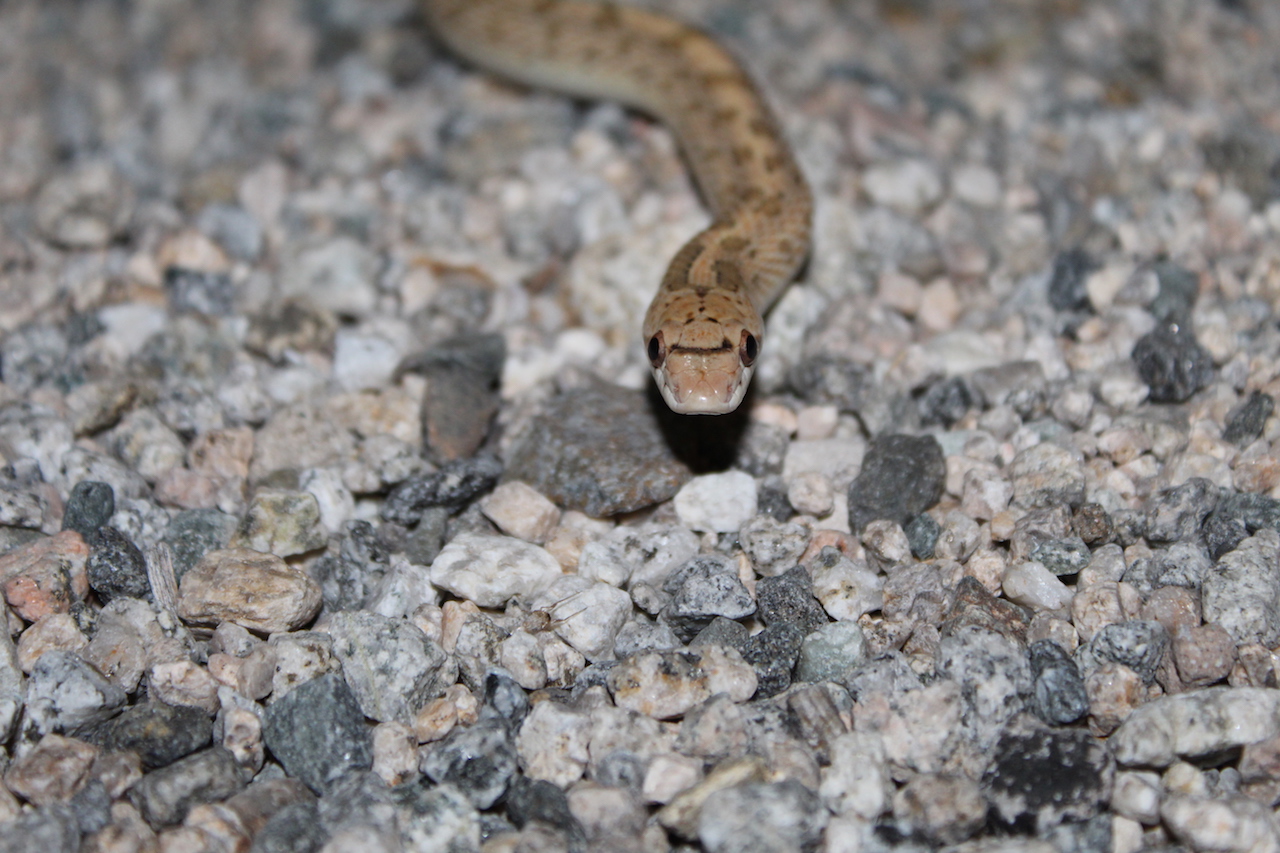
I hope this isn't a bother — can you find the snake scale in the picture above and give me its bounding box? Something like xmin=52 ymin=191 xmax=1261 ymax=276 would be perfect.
xmin=422 ymin=0 xmax=813 ymax=414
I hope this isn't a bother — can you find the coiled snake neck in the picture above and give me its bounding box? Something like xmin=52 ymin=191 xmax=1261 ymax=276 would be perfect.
xmin=423 ymin=0 xmax=813 ymax=414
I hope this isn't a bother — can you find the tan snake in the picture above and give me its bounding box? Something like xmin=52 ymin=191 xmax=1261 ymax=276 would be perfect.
xmin=422 ymin=0 xmax=813 ymax=414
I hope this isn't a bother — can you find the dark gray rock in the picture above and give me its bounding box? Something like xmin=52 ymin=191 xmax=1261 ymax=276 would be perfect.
xmin=317 ymin=771 xmax=399 ymax=838
xmin=786 ymin=354 xmax=872 ymax=411
xmin=1224 ymin=391 xmax=1274 ymax=446
xmin=1149 ymin=261 xmax=1199 ymax=327
xmin=984 ymin=728 xmax=1113 ymax=833
xmin=904 ymin=512 xmax=940 ymax=559
xmin=161 ymin=508 xmax=238 ymax=580
xmin=1072 ymin=503 xmax=1114 ymax=546
xmin=1085 ymin=621 xmax=1169 ymax=684
xmin=197 ymin=203 xmax=264 ymax=261
xmin=660 ymin=554 xmax=757 ymax=642
xmin=129 ymin=746 xmax=248 ymax=828
xmin=420 ymin=713 xmax=518 ymax=809
xmin=505 ymin=776 xmax=583 ymax=843
xmin=1047 ymin=248 xmax=1095 ymax=312
xmin=381 ymin=454 xmax=502 ymax=525
xmin=483 ymin=670 xmax=530 ymax=727
xmin=1029 ymin=640 xmax=1089 ymax=726
xmin=1203 ymin=529 xmax=1280 ymax=646
xmin=262 ymin=673 xmax=373 ymax=794
xmin=88 ymin=701 xmax=212 ymax=770
xmin=325 ymin=610 xmax=454 ymax=724
xmin=847 ymin=434 xmax=944 ymax=533
xmin=1132 ymin=324 xmax=1214 ymax=404
xmin=86 ymin=526 xmax=149 ymax=603
xmin=502 ymin=382 xmax=692 ymax=517
xmin=311 ymin=519 xmax=390 ymax=611
xmin=401 ymin=333 xmax=505 ymax=463
xmin=69 ymin=779 xmax=112 ymax=835
xmin=61 ymin=480 xmax=115 ymax=538
xmin=755 ymin=566 xmax=827 ymax=636
xmin=742 ymin=621 xmax=804 ymax=698
xmin=689 ymin=615 xmax=750 ymax=653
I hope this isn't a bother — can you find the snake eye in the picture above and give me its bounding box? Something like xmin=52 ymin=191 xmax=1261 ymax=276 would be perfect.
xmin=647 ymin=333 xmax=665 ymax=367
xmin=740 ymin=332 xmax=759 ymax=367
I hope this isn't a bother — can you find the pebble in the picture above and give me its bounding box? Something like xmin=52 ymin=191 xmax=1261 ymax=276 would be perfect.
xmin=129 ymin=746 xmax=247 ymax=828
xmin=786 ymin=471 xmax=834 ymax=517
xmin=608 ymin=652 xmax=713 ymax=719
xmin=15 ymin=612 xmax=88 ymax=672
xmin=420 ymin=713 xmax=519 ymax=809
xmin=1001 ymin=561 xmax=1073 ymax=612
xmin=176 ymin=547 xmax=321 ymax=634
xmin=380 ymin=454 xmax=503 ymax=525
xmin=325 ymin=610 xmax=454 ymax=724
xmin=479 ymin=481 xmax=561 ymax=544
xmin=743 ymin=622 xmax=806 ymax=697
xmin=738 ymin=516 xmax=809 ymax=577
xmin=0 ymin=529 xmax=90 ymax=622
xmin=429 ymin=532 xmax=562 ymax=608
xmin=515 ymin=700 xmax=591 ymax=787
xmin=3 ymin=732 xmax=98 ymax=806
xmin=233 ymin=490 xmax=327 ymax=557
xmin=756 ymin=565 xmax=828 ymax=636
xmin=1203 ymin=528 xmax=1280 ymax=646
xmin=1028 ymin=640 xmax=1089 ymax=726
xmin=1162 ymin=794 xmax=1280 ymax=853
xmin=698 ymin=779 xmax=827 ymax=853
xmin=1009 ymin=443 xmax=1086 ymax=509
xmin=61 ymin=481 xmax=116 ymax=539
xmin=846 ymin=434 xmax=945 ymax=533
xmin=807 ymin=547 xmax=883 ymax=622
xmin=261 ymin=672 xmax=373 ymax=794
xmin=89 ymin=702 xmax=212 ymax=770
xmin=1132 ymin=324 xmax=1216 ymax=403
xmin=660 ymin=554 xmax=757 ymax=642
xmin=537 ymin=578 xmax=632 ymax=661
xmin=26 ymin=650 xmax=128 ymax=734
xmin=984 ymin=727 xmax=1114 ymax=833
xmin=412 ymin=333 xmax=506 ymax=462
xmin=504 ymin=383 xmax=692 ymax=516
xmin=892 ymin=772 xmax=988 ymax=845
xmin=33 ymin=161 xmax=134 ymax=249
xmin=85 ymin=526 xmax=150 ymax=603
xmin=673 ymin=471 xmax=758 ymax=534
xmin=863 ymin=159 xmax=944 ymax=214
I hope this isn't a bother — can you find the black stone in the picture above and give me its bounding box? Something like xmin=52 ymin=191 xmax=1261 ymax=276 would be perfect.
xmin=61 ymin=481 xmax=115 ymax=539
xmin=1132 ymin=324 xmax=1215 ymax=404
xmin=310 ymin=519 xmax=391 ymax=611
xmin=504 ymin=776 xmax=583 ymax=844
xmin=755 ymin=566 xmax=827 ymax=636
xmin=382 ymin=454 xmax=503 ymax=525
xmin=262 ymin=673 xmax=373 ymax=794
xmin=917 ymin=375 xmax=977 ymax=427
xmin=1149 ymin=261 xmax=1199 ymax=328
xmin=129 ymin=747 xmax=248 ymax=828
xmin=1047 ymin=248 xmax=1096 ymax=312
xmin=1224 ymin=391 xmax=1275 ymax=446
xmin=905 ymin=513 xmax=940 ymax=559
xmin=742 ymin=621 xmax=805 ymax=698
xmin=1029 ymin=640 xmax=1089 ymax=726
xmin=847 ymin=434 xmax=945 ymax=534
xmin=88 ymin=702 xmax=212 ymax=769
xmin=984 ymin=728 xmax=1113 ymax=833
xmin=756 ymin=477 xmax=793 ymax=522
xmin=86 ymin=526 xmax=150 ymax=603
xmin=1203 ymin=511 xmax=1249 ymax=562
xmin=420 ymin=713 xmax=518 ymax=809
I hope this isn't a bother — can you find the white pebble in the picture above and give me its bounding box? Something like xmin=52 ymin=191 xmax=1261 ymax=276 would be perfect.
xmin=1000 ymin=561 xmax=1073 ymax=611
xmin=674 ymin=471 xmax=758 ymax=533
xmin=429 ymin=533 xmax=563 ymax=608
xmin=480 ymin=481 xmax=561 ymax=544
xmin=863 ymin=159 xmax=943 ymax=214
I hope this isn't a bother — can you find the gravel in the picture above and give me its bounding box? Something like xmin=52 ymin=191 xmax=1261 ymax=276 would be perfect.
xmin=2 ymin=0 xmax=1280 ymax=850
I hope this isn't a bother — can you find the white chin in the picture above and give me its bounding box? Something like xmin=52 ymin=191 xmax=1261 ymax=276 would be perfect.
xmin=655 ymin=368 xmax=752 ymax=415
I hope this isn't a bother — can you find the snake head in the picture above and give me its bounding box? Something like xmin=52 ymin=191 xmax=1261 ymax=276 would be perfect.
xmin=644 ymin=290 xmax=762 ymax=415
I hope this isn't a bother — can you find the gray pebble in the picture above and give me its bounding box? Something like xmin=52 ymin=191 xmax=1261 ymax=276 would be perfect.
xmin=1132 ymin=324 xmax=1215 ymax=403
xmin=698 ymin=779 xmax=827 ymax=853
xmin=381 ymin=454 xmax=502 ymax=525
xmin=164 ymin=267 xmax=235 ymax=317
xmin=660 ymin=554 xmax=757 ymax=642
xmin=261 ymin=672 xmax=373 ymax=794
xmin=738 ymin=515 xmax=808 ymax=577
xmin=250 ymin=800 xmax=327 ymax=853
xmin=61 ymin=481 xmax=115 ymax=539
xmin=847 ymin=433 xmax=944 ymax=533
xmin=196 ymin=203 xmax=264 ymax=261
xmin=34 ymin=161 xmax=134 ymax=249
xmin=1028 ymin=640 xmax=1089 ymax=726
xmin=86 ymin=526 xmax=150 ymax=603
xmin=403 ymin=333 xmax=505 ymax=463
xmin=503 ymin=382 xmax=692 ymax=516
xmin=1149 ymin=260 xmax=1199 ymax=327
xmin=129 ymin=746 xmax=247 ymax=828
xmin=420 ymin=713 xmax=518 ymax=809
xmin=1084 ymin=621 xmax=1169 ymax=684
xmin=755 ymin=565 xmax=827 ymax=636
xmin=1047 ymin=248 xmax=1095 ymax=312
xmin=795 ymin=621 xmax=869 ymax=684
xmin=392 ymin=782 xmax=481 ymax=853
xmin=742 ymin=622 xmax=805 ymax=698
xmin=1144 ymin=477 xmax=1218 ymax=543
xmin=1029 ymin=536 xmax=1091 ymax=575
xmin=88 ymin=701 xmax=212 ymax=770
xmin=688 ymin=616 xmax=750 ymax=653
xmin=1 ymin=323 xmax=69 ymax=393
xmin=904 ymin=512 xmax=940 ymax=559
xmin=161 ymin=508 xmax=238 ymax=581
xmin=0 ymin=804 xmax=80 ymax=853
xmin=25 ymin=650 xmax=127 ymax=734
xmin=326 ymin=610 xmax=455 ymax=724
xmin=1203 ymin=528 xmax=1280 ymax=646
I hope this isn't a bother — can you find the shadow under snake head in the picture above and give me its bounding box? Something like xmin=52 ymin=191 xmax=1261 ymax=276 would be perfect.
xmin=643 ymin=283 xmax=763 ymax=415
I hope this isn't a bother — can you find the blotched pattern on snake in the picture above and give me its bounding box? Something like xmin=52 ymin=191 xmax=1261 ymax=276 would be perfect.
xmin=423 ymin=0 xmax=813 ymax=414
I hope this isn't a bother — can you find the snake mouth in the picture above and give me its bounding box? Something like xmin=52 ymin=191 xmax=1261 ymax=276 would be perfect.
xmin=654 ymin=346 xmax=753 ymax=415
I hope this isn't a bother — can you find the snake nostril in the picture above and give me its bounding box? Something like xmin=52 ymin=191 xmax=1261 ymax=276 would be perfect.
xmin=740 ymin=332 xmax=758 ymax=366
xmin=647 ymin=334 xmax=664 ymax=367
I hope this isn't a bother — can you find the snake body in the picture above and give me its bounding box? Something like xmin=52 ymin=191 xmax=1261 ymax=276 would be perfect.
xmin=422 ymin=0 xmax=813 ymax=414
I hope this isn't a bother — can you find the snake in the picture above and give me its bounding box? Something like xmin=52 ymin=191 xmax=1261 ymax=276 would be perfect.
xmin=422 ymin=0 xmax=813 ymax=414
